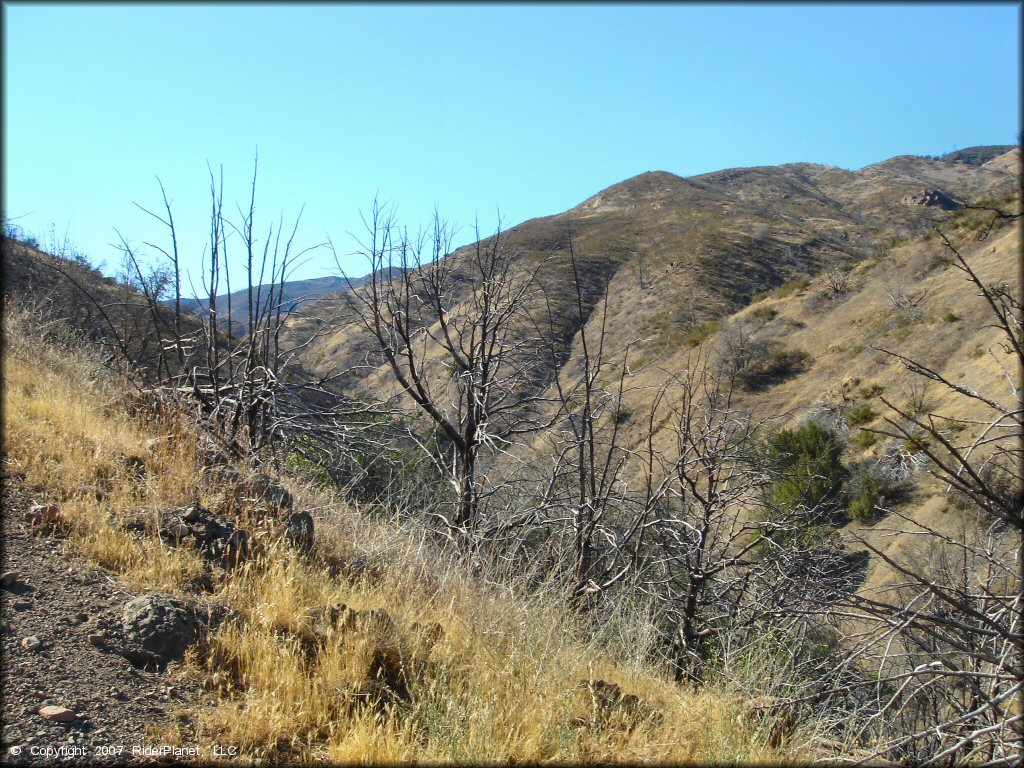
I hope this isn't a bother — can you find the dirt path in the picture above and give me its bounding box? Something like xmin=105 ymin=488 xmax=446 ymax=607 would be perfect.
xmin=1 ymin=478 xmax=210 ymax=764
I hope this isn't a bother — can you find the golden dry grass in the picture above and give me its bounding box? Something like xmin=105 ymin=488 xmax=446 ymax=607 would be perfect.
xmin=2 ymin=302 xmax=813 ymax=764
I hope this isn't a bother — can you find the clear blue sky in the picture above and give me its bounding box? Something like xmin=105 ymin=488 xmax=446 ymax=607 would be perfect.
xmin=3 ymin=2 xmax=1020 ymax=290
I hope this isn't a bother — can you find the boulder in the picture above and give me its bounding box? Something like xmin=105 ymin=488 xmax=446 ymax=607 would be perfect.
xmin=122 ymin=594 xmax=202 ymax=663
xmin=284 ymin=511 xmax=314 ymax=553
xmin=154 ymin=503 xmax=249 ymax=567
xmin=39 ymin=705 xmax=76 ymax=722
xmin=901 ymin=188 xmax=961 ymax=210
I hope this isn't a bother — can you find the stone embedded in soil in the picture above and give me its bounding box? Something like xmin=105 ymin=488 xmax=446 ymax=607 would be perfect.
xmin=1 ymin=570 xmax=18 ymax=587
xmin=122 ymin=594 xmax=202 ymax=662
xmin=38 ymin=705 xmax=76 ymax=722
xmin=13 ymin=598 xmax=33 ymax=610
xmin=21 ymin=635 xmax=42 ymax=651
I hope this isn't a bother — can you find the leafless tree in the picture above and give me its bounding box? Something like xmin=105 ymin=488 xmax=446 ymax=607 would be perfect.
xmin=633 ymin=345 xmax=851 ymax=683
xmin=335 ymin=202 xmax=556 ymax=549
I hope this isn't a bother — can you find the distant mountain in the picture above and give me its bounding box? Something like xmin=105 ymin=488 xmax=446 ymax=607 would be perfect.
xmin=286 ymin=146 xmax=1020 ymax=392
xmin=172 ymin=275 xmax=356 ymax=336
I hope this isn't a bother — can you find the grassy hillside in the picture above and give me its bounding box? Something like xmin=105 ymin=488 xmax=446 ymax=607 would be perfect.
xmin=2 ymin=302 xmax=815 ymax=763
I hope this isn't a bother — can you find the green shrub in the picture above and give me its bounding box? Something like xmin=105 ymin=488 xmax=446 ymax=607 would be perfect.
xmin=969 ymin=346 xmax=986 ymax=359
xmin=858 ymin=383 xmax=884 ymax=399
xmin=943 ymin=310 xmax=960 ymax=323
xmin=848 ymin=483 xmax=880 ymax=522
xmin=845 ymin=402 xmax=876 ymax=427
xmin=750 ymin=289 xmax=773 ymax=304
xmin=765 ymin=423 xmax=848 ymax=517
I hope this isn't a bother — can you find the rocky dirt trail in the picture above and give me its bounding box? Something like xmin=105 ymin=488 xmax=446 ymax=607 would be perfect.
xmin=1 ymin=479 xmax=211 ymax=764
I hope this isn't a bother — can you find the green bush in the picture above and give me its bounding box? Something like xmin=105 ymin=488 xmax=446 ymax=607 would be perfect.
xmin=765 ymin=423 xmax=848 ymax=517
xmin=858 ymin=383 xmax=884 ymax=399
xmin=848 ymin=483 xmax=880 ymax=522
xmin=845 ymin=402 xmax=876 ymax=427
xmin=943 ymin=310 xmax=960 ymax=323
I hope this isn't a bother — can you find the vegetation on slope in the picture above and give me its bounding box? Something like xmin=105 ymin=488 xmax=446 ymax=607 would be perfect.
xmin=2 ymin=301 xmax=807 ymax=763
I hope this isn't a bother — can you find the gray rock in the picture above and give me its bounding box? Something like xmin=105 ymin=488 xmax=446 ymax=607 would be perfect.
xmin=122 ymin=594 xmax=202 ymax=662
xmin=1 ymin=570 xmax=19 ymax=588
xmin=285 ymin=511 xmax=314 ymax=552
xmin=155 ymin=503 xmax=249 ymax=567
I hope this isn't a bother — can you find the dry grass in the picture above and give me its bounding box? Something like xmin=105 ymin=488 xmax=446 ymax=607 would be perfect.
xmin=2 ymin=301 xmax=807 ymax=763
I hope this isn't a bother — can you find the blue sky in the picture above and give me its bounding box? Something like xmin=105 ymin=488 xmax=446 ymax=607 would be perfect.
xmin=3 ymin=3 xmax=1020 ymax=290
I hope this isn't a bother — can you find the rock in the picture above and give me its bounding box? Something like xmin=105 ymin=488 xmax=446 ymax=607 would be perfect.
xmin=901 ymin=188 xmax=961 ymax=210
xmin=231 ymin=473 xmax=294 ymax=514
xmin=38 ymin=705 xmax=76 ymax=722
xmin=13 ymin=598 xmax=33 ymax=610
xmin=154 ymin=503 xmax=249 ymax=567
xmin=1 ymin=570 xmax=18 ymax=588
xmin=285 ymin=511 xmax=314 ymax=552
xmin=122 ymin=594 xmax=202 ymax=663
xmin=21 ymin=635 xmax=42 ymax=651
xmin=87 ymin=633 xmax=107 ymax=648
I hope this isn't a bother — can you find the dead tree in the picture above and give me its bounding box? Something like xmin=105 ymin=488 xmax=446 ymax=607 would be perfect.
xmin=532 ymin=227 xmax=655 ymax=605
xmin=336 ymin=202 xmax=553 ymax=548
xmin=631 ymin=344 xmax=851 ymax=683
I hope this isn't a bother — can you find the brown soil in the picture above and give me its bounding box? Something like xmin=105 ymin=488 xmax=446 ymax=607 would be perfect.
xmin=0 ymin=477 xmax=209 ymax=764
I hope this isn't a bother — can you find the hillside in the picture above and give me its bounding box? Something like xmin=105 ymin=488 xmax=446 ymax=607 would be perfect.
xmin=290 ymin=147 xmax=1018 ymax=399
xmin=174 ymin=275 xmax=349 ymax=337
xmin=1 ymin=300 xmax=807 ymax=763
xmin=2 ymin=144 xmax=1019 ymax=765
